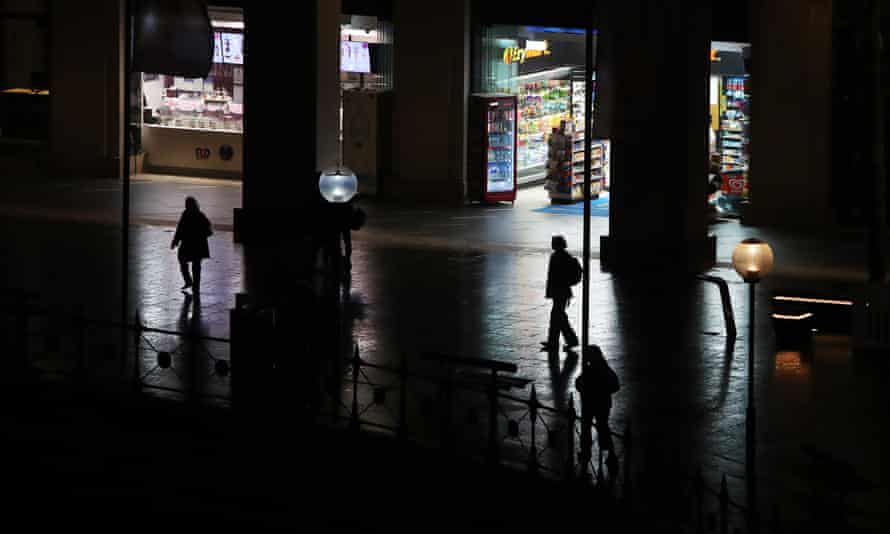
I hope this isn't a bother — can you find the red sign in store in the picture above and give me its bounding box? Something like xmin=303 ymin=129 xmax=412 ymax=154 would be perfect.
xmin=722 ymin=173 xmax=746 ymax=196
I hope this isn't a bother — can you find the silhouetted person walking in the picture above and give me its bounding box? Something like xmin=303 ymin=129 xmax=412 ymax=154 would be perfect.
xmin=171 ymin=196 xmax=212 ymax=293
xmin=575 ymin=345 xmax=620 ymax=478
xmin=542 ymin=235 xmax=581 ymax=352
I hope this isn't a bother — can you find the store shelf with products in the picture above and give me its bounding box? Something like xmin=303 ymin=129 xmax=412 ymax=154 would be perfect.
xmin=515 ymin=79 xmax=572 ymax=180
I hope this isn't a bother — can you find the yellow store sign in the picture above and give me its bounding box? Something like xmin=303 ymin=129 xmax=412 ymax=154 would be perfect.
xmin=503 ymin=41 xmax=551 ymax=64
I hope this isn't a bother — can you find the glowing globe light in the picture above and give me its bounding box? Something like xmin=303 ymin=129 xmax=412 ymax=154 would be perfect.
xmin=732 ymin=238 xmax=774 ymax=283
xmin=319 ymin=167 xmax=358 ymax=203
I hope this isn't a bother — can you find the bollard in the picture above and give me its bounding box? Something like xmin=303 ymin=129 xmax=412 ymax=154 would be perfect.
xmin=14 ymin=295 xmax=30 ymax=374
xmin=623 ymin=421 xmax=633 ymax=506
xmin=75 ymin=305 xmax=87 ymax=384
xmin=132 ymin=312 xmax=143 ymax=393
xmin=527 ymin=386 xmax=539 ymax=475
xmin=486 ymin=368 xmax=499 ymax=465
xmin=695 ymin=469 xmax=704 ymax=534
xmin=720 ymin=474 xmax=729 ymax=534
xmin=350 ymin=345 xmax=360 ymax=432
xmin=398 ymin=351 xmax=408 ymax=442
xmin=189 ymin=328 xmax=200 ymax=404
xmin=566 ymin=394 xmax=576 ymax=481
xmin=770 ymin=503 xmax=781 ymax=534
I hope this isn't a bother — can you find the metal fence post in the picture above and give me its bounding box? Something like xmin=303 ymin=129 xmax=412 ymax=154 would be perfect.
xmin=527 ymin=386 xmax=539 ymax=475
xmin=350 ymin=345 xmax=360 ymax=432
xmin=398 ymin=351 xmax=408 ymax=441
xmin=720 ymin=474 xmax=729 ymax=534
xmin=566 ymin=394 xmax=576 ymax=481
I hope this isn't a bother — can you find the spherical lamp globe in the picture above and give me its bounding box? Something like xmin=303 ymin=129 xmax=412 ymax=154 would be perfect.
xmin=732 ymin=238 xmax=774 ymax=283
xmin=319 ymin=167 xmax=358 ymax=204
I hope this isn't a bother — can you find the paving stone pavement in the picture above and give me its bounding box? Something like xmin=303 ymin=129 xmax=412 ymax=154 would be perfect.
xmin=0 ymin=175 xmax=887 ymax=531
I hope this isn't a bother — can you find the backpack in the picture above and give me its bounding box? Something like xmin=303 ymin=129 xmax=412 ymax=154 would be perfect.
xmin=567 ymin=255 xmax=583 ymax=286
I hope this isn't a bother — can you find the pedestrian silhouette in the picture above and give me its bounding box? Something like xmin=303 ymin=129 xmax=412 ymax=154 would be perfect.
xmin=575 ymin=344 xmax=620 ymax=479
xmin=171 ymin=196 xmax=212 ymax=294
xmin=541 ymin=235 xmax=580 ymax=353
xmin=321 ymin=199 xmax=365 ymax=285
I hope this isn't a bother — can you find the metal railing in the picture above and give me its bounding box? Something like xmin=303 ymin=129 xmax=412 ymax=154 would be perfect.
xmin=312 ymin=344 xmax=633 ymax=494
xmin=0 ymin=289 xmax=231 ymax=403
xmin=1 ymin=288 xmax=800 ymax=532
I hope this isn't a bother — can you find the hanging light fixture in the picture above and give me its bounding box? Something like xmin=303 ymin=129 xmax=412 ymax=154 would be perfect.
xmin=319 ymin=34 xmax=358 ymax=204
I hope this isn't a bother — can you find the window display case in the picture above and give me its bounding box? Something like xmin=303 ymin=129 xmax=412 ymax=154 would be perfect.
xmin=138 ymin=13 xmax=245 ymax=179
xmin=147 ymin=65 xmax=244 ymax=133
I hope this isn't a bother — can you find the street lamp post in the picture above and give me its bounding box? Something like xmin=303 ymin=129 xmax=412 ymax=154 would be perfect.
xmin=731 ymin=238 xmax=774 ymax=534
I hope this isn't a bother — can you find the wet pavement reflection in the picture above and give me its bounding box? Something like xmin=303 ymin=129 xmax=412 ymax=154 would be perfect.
xmin=0 ymin=181 xmax=887 ymax=529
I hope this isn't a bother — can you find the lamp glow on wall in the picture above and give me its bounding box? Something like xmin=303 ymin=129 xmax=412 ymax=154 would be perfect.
xmin=319 ymin=37 xmax=358 ymax=204
xmin=731 ymin=237 xmax=774 ymax=534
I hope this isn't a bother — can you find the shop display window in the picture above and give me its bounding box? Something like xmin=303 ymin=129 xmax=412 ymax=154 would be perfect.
xmin=142 ymin=16 xmax=244 ymax=134
xmin=474 ymin=24 xmax=609 ymax=189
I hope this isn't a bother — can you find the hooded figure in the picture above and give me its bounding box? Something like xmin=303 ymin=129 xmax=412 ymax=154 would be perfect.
xmin=171 ymin=196 xmax=212 ymax=292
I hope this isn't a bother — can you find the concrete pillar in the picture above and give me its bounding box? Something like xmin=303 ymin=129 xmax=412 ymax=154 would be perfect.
xmin=238 ymin=3 xmax=321 ymax=302
xmin=388 ymin=0 xmax=470 ymax=204
xmin=595 ymin=0 xmax=715 ymax=273
xmin=745 ymin=0 xmax=833 ymax=228
xmin=50 ymin=0 xmax=124 ymax=179
xmin=317 ymin=0 xmax=341 ymax=172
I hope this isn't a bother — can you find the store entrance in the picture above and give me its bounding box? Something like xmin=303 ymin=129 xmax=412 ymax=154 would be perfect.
xmin=708 ymin=41 xmax=751 ymax=218
xmin=471 ymin=25 xmax=610 ymax=209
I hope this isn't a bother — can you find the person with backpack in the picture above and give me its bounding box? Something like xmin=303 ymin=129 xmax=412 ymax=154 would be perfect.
xmin=542 ymin=235 xmax=581 ymax=353
xmin=575 ymin=344 xmax=620 ymax=476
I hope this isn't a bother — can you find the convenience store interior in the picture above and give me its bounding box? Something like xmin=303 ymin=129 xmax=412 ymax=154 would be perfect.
xmin=474 ymin=27 xmax=751 ymax=219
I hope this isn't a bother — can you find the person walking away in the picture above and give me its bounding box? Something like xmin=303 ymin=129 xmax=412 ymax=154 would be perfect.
xmin=171 ymin=196 xmax=212 ymax=293
xmin=542 ymin=235 xmax=581 ymax=352
xmin=575 ymin=345 xmax=620 ymax=477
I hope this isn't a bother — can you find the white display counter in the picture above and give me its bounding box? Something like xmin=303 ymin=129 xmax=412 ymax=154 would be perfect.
xmin=141 ymin=124 xmax=242 ymax=179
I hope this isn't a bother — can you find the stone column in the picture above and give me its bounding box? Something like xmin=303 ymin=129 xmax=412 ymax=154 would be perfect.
xmin=745 ymin=0 xmax=833 ymax=228
xmin=238 ymin=3 xmax=321 ymax=301
xmin=317 ymin=0 xmax=341 ymax=172
xmin=50 ymin=0 xmax=124 ymax=179
xmin=387 ymin=0 xmax=470 ymax=204
xmin=595 ymin=0 xmax=715 ymax=273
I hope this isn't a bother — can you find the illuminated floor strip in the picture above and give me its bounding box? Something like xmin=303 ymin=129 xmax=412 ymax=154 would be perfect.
xmin=773 ymin=296 xmax=853 ymax=306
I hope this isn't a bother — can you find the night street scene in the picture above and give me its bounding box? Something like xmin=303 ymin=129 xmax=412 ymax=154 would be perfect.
xmin=2 ymin=0 xmax=890 ymax=531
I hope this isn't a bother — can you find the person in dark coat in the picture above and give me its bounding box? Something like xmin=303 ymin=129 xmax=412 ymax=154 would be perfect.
xmin=575 ymin=344 xmax=620 ymax=476
xmin=171 ymin=196 xmax=212 ymax=293
xmin=542 ymin=235 xmax=580 ymax=352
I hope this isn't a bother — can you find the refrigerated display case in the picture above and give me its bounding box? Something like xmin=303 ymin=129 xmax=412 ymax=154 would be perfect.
xmin=468 ymin=94 xmax=518 ymax=203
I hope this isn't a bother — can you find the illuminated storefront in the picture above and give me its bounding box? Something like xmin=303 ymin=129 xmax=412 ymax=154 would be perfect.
xmin=138 ymin=6 xmax=244 ymax=178
xmin=473 ymin=24 xmax=610 ymax=203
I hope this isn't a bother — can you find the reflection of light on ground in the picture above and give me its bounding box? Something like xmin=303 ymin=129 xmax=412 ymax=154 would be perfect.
xmin=774 ymin=351 xmax=810 ymax=381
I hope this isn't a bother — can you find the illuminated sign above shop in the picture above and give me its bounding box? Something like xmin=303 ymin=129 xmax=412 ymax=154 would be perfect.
xmin=503 ymin=40 xmax=551 ymax=64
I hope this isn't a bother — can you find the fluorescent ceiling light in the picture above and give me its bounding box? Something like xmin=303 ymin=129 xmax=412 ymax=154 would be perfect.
xmin=212 ymin=21 xmax=245 ymax=30
xmin=498 ymin=66 xmax=573 ymax=84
